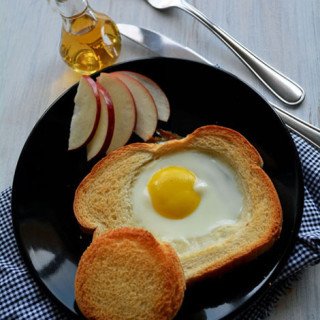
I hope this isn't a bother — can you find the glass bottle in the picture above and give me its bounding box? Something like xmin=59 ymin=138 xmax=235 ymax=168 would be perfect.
xmin=53 ymin=0 xmax=121 ymax=75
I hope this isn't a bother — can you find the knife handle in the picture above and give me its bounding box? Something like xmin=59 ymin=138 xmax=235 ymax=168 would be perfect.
xmin=179 ymin=0 xmax=305 ymax=105
xmin=270 ymin=103 xmax=320 ymax=149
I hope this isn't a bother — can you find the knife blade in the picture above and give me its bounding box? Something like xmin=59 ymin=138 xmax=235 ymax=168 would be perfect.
xmin=117 ymin=23 xmax=212 ymax=65
xmin=117 ymin=23 xmax=320 ymax=149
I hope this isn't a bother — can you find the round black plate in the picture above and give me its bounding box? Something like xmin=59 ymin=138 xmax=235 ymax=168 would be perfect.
xmin=12 ymin=58 xmax=304 ymax=319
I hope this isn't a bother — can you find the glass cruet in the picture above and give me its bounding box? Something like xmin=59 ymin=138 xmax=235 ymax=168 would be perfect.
xmin=51 ymin=0 xmax=121 ymax=75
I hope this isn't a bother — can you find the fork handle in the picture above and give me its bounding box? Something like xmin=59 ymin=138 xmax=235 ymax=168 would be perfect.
xmin=179 ymin=0 xmax=305 ymax=105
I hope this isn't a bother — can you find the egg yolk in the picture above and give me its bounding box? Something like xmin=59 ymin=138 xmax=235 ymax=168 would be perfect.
xmin=147 ymin=166 xmax=201 ymax=219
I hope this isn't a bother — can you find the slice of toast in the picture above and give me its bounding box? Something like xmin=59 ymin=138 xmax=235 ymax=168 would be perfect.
xmin=74 ymin=125 xmax=282 ymax=282
xmin=75 ymin=227 xmax=185 ymax=320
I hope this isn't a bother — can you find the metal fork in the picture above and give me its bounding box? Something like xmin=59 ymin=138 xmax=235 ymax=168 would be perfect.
xmin=144 ymin=0 xmax=305 ymax=106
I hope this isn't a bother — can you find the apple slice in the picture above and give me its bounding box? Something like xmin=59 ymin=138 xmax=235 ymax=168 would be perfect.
xmin=111 ymin=72 xmax=158 ymax=141
xmin=120 ymin=71 xmax=170 ymax=122
xmin=68 ymin=76 xmax=100 ymax=151
xmin=86 ymin=83 xmax=115 ymax=161
xmin=97 ymin=73 xmax=136 ymax=153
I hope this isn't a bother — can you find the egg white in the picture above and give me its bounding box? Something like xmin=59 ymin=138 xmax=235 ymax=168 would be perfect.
xmin=131 ymin=150 xmax=243 ymax=242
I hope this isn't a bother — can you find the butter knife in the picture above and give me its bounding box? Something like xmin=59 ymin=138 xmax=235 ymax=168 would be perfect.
xmin=118 ymin=23 xmax=320 ymax=149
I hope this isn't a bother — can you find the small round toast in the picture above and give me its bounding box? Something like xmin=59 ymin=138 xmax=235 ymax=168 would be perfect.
xmin=75 ymin=227 xmax=186 ymax=320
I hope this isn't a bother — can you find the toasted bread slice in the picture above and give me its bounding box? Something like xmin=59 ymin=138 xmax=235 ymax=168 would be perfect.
xmin=74 ymin=125 xmax=282 ymax=282
xmin=75 ymin=227 xmax=185 ymax=320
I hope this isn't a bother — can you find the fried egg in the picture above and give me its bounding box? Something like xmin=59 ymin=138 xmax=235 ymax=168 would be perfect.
xmin=131 ymin=150 xmax=244 ymax=242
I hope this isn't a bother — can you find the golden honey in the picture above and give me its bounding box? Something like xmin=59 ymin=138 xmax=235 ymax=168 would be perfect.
xmin=59 ymin=10 xmax=121 ymax=75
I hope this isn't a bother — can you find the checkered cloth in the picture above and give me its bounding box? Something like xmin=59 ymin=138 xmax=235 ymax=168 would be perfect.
xmin=0 ymin=133 xmax=319 ymax=320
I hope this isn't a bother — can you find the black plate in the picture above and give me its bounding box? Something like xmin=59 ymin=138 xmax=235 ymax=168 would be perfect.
xmin=12 ymin=58 xmax=304 ymax=319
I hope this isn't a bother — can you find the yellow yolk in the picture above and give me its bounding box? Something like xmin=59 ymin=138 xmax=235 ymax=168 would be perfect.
xmin=147 ymin=166 xmax=201 ymax=219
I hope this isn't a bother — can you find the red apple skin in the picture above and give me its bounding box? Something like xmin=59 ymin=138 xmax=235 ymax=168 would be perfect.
xmin=111 ymin=72 xmax=158 ymax=141
xmin=97 ymin=83 xmax=115 ymax=154
xmin=86 ymin=83 xmax=115 ymax=161
xmin=68 ymin=75 xmax=101 ymax=151
xmin=120 ymin=71 xmax=170 ymax=122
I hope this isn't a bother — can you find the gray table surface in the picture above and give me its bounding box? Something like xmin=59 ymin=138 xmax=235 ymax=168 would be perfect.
xmin=0 ymin=0 xmax=319 ymax=319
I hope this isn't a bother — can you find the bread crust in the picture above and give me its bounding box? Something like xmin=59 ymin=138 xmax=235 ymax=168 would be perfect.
xmin=74 ymin=125 xmax=282 ymax=282
xmin=75 ymin=227 xmax=185 ymax=320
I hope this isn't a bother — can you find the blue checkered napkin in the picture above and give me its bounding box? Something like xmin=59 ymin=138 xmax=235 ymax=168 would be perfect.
xmin=0 ymin=133 xmax=319 ymax=320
